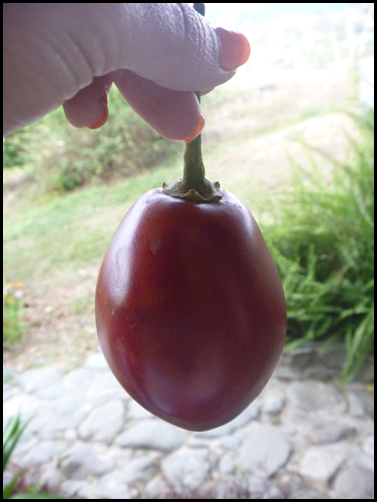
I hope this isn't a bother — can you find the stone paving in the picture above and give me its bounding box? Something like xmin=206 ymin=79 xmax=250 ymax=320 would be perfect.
xmin=3 ymin=343 xmax=374 ymax=499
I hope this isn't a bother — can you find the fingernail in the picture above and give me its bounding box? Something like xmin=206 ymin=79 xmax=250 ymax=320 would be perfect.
xmin=88 ymin=91 xmax=109 ymax=129
xmin=184 ymin=115 xmax=205 ymax=142
xmin=216 ymin=27 xmax=250 ymax=71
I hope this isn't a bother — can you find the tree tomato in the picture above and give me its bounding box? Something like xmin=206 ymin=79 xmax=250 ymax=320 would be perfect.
xmin=95 ymin=187 xmax=286 ymax=431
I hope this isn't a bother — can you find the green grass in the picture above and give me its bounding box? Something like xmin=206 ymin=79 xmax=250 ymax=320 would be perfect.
xmin=3 ymin=283 xmax=27 ymax=349
xmin=3 ymin=163 xmax=182 ymax=282
xmin=260 ymin=107 xmax=374 ymax=382
xmin=3 ymin=307 xmax=24 ymax=349
xmin=70 ymin=295 xmax=93 ymax=315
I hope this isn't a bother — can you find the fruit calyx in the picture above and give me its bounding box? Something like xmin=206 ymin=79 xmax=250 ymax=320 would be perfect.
xmin=163 ymin=134 xmax=223 ymax=203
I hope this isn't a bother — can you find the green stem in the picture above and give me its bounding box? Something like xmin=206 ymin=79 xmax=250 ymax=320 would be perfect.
xmin=182 ymin=134 xmax=205 ymax=186
xmin=162 ymin=2 xmax=222 ymax=203
xmin=162 ymin=132 xmax=222 ymax=202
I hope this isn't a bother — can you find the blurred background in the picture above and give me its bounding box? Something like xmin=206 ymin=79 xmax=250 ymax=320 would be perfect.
xmin=3 ymin=3 xmax=374 ymax=497
xmin=4 ymin=1 xmax=373 ymax=379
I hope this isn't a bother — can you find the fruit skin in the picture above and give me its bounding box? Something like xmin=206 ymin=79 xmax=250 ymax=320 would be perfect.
xmin=95 ymin=188 xmax=286 ymax=431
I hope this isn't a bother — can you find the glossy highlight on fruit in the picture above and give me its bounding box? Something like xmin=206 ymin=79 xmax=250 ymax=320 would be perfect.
xmin=95 ymin=188 xmax=286 ymax=431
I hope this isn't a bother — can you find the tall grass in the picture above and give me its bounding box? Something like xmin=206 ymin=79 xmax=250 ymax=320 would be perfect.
xmin=262 ymin=108 xmax=374 ymax=382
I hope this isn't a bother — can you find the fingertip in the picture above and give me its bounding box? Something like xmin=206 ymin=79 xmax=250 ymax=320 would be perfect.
xmin=112 ymin=70 xmax=202 ymax=141
xmin=62 ymin=76 xmax=112 ymax=129
xmin=200 ymin=88 xmax=214 ymax=96
xmin=216 ymin=28 xmax=250 ymax=72
xmin=88 ymin=91 xmax=109 ymax=129
xmin=184 ymin=115 xmax=205 ymax=142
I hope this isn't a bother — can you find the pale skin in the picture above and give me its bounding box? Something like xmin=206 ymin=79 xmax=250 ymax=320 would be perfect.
xmin=3 ymin=3 xmax=250 ymax=140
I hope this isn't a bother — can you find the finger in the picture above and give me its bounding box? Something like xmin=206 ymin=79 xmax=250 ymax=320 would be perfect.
xmin=4 ymin=4 xmax=250 ymax=135
xmin=200 ymin=89 xmax=215 ymax=96
xmin=62 ymin=75 xmax=112 ymax=128
xmin=107 ymin=4 xmax=250 ymax=92
xmin=215 ymin=28 xmax=251 ymax=72
xmin=111 ymin=69 xmax=202 ymax=141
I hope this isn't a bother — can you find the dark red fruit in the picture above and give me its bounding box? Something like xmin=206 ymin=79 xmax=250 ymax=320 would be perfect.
xmin=95 ymin=187 xmax=286 ymax=431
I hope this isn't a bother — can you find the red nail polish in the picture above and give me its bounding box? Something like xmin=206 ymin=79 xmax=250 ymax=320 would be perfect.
xmin=216 ymin=28 xmax=250 ymax=71
xmin=184 ymin=115 xmax=205 ymax=142
xmin=88 ymin=91 xmax=109 ymax=129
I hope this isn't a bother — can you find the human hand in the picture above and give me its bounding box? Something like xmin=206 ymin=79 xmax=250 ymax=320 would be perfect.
xmin=3 ymin=3 xmax=250 ymax=140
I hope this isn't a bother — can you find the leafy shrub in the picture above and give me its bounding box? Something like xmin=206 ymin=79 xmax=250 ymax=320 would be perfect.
xmin=3 ymin=86 xmax=180 ymax=194
xmin=263 ymin=107 xmax=374 ymax=382
xmin=45 ymin=87 xmax=180 ymax=193
xmin=3 ymin=130 xmax=34 ymax=170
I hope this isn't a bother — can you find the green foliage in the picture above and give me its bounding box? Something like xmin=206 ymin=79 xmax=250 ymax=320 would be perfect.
xmin=3 ymin=415 xmax=30 ymax=474
xmin=3 ymin=416 xmax=29 ymax=499
xmin=3 ymin=283 xmax=26 ymax=349
xmin=48 ymin=90 xmax=175 ymax=193
xmin=3 ymin=86 xmax=180 ymax=194
xmin=3 ymin=130 xmax=34 ymax=170
xmin=263 ymin=107 xmax=374 ymax=382
xmin=3 ymin=414 xmax=69 ymax=499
